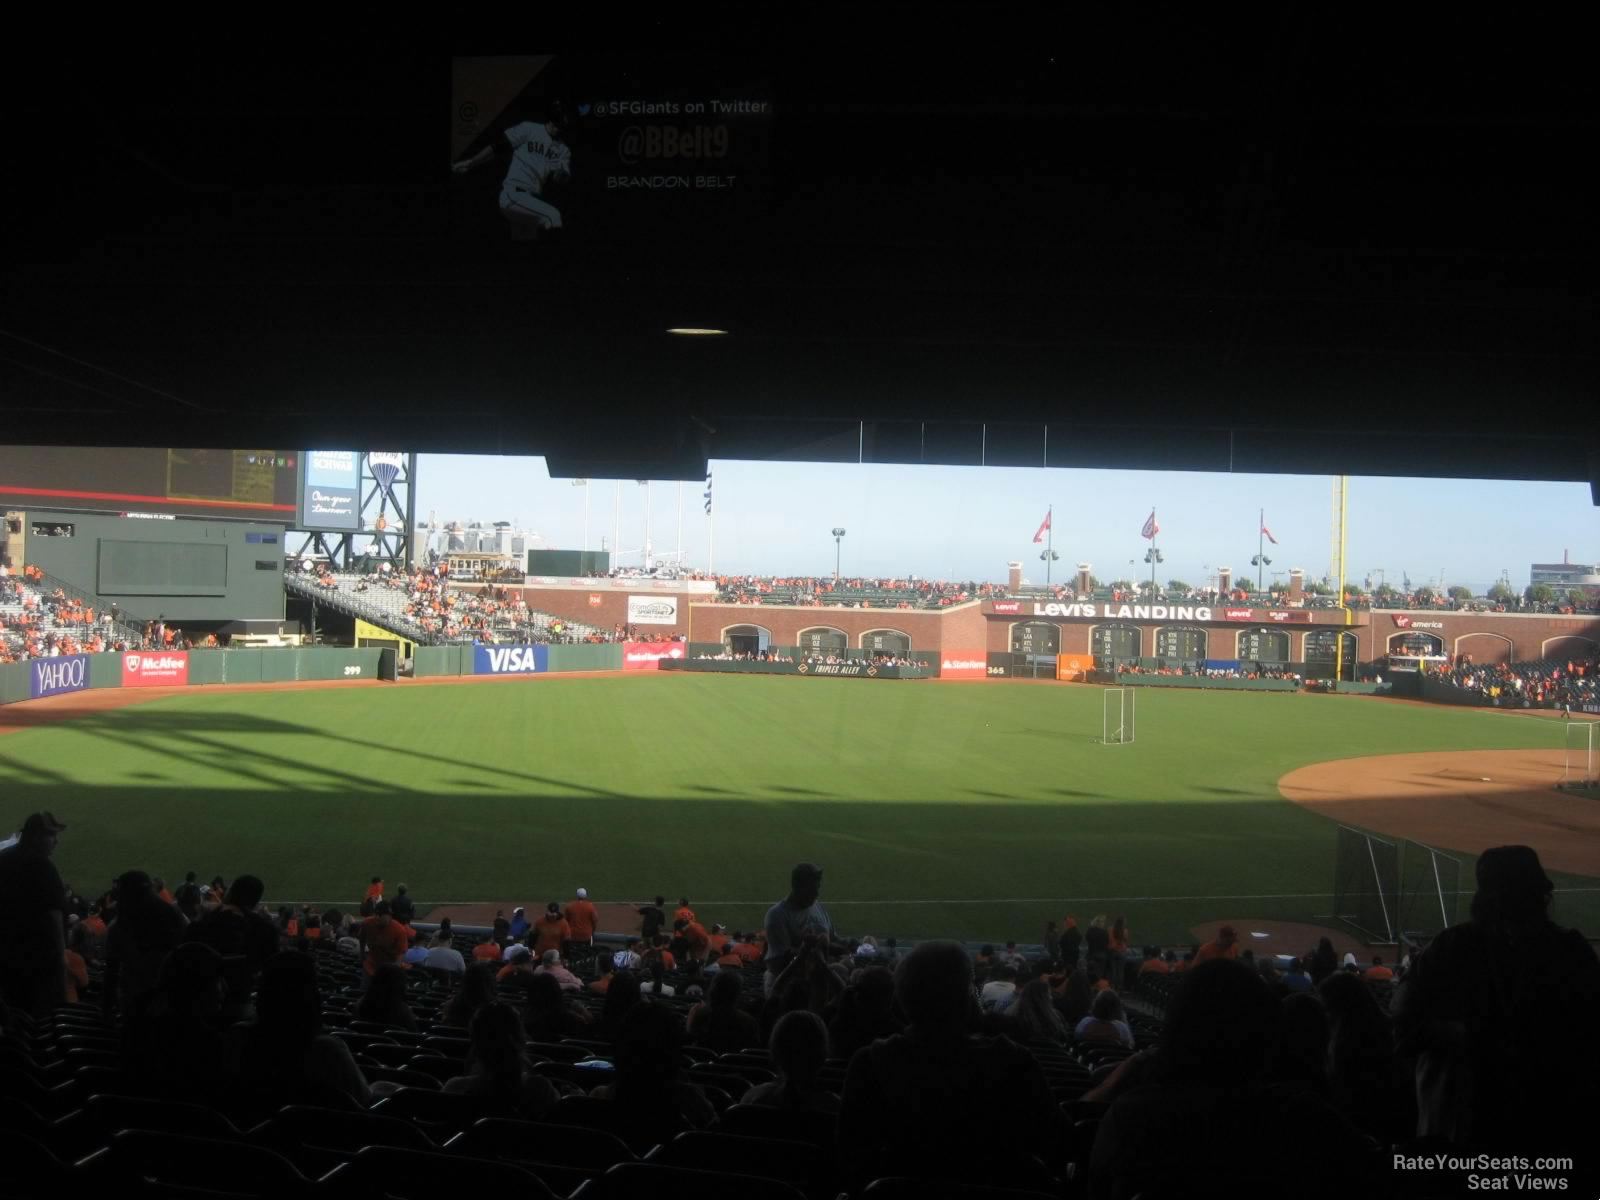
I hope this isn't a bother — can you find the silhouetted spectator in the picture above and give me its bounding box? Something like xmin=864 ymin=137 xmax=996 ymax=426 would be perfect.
xmin=1075 ymin=988 xmax=1133 ymax=1047
xmin=1090 ymin=959 xmax=1376 ymax=1199
xmin=1059 ymin=917 xmax=1081 ymax=970
xmin=184 ymin=873 xmax=278 ymax=1018
xmin=1320 ymin=971 xmax=1413 ymax=1143
xmin=1308 ymin=937 xmax=1338 ymax=985
xmin=0 ymin=811 xmax=68 ymax=1016
xmin=687 ymin=968 xmax=762 ymax=1053
xmin=596 ymin=970 xmax=643 ymax=1042
xmin=742 ymin=1009 xmax=839 ymax=1113
xmin=838 ymin=940 xmax=1063 ymax=1192
xmin=1265 ymin=992 xmax=1329 ymax=1096
xmin=443 ymin=1001 xmax=559 ymax=1118
xmin=224 ymin=951 xmax=371 ymax=1109
xmin=522 ymin=971 xmax=592 ymax=1042
xmin=1393 ymin=845 xmax=1600 ymax=1153
xmin=590 ymin=1000 xmax=714 ymax=1147
xmin=1009 ymin=978 xmax=1069 ymax=1046
xmin=103 ymin=869 xmax=186 ymax=1018
xmin=828 ymin=965 xmax=902 ymax=1059
xmin=357 ymin=963 xmax=417 ymax=1031
xmin=123 ymin=940 xmax=229 ymax=1095
xmin=389 ymin=883 xmax=415 ymax=926
xmin=441 ymin=962 xmax=498 ymax=1030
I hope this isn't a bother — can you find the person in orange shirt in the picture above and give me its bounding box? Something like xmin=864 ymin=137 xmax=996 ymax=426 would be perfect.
xmin=1137 ymin=946 xmax=1170 ymax=975
xmin=674 ymin=898 xmax=696 ymax=926
xmin=496 ymin=945 xmax=535 ymax=982
xmin=679 ymin=917 xmax=711 ymax=962
xmin=531 ymin=902 xmax=571 ymax=957
xmin=359 ymin=900 xmax=413 ymax=976
xmin=1363 ymin=955 xmax=1394 ymax=981
xmin=471 ymin=936 xmax=503 ymax=964
xmin=714 ymin=942 xmax=744 ymax=970
xmin=1193 ymin=926 xmax=1240 ymax=963
xmin=154 ymin=877 xmax=175 ymax=906
xmin=731 ymin=933 xmax=763 ymax=963
xmin=645 ymin=936 xmax=676 ymax=972
xmin=364 ymin=876 xmax=384 ymax=906
xmin=588 ymin=956 xmax=616 ymax=994
xmin=564 ymin=887 xmax=598 ymax=956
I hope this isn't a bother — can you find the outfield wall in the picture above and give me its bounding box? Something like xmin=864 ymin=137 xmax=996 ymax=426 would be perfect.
xmin=0 ymin=647 xmax=390 ymax=706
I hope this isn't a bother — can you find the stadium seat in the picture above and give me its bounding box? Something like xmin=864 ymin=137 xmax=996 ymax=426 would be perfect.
xmin=0 ymin=1130 xmax=73 ymax=1200
xmin=363 ymin=1066 xmax=441 ymax=1091
xmin=58 ymin=1093 xmax=239 ymax=1158
xmin=648 ymin=1129 xmax=826 ymax=1194
xmin=529 ymin=1040 xmax=593 ymax=1062
xmin=402 ymin=1054 xmax=461 ymax=1083
xmin=369 ymin=1087 xmax=493 ymax=1139
xmin=862 ymin=1181 xmax=1060 ymax=1200
xmin=547 ymin=1093 xmax=683 ymax=1154
xmin=714 ymin=1103 xmax=836 ymax=1152
xmin=247 ymin=1104 xmax=438 ymax=1177
xmin=448 ymin=1117 xmax=636 ymax=1169
xmin=420 ymin=1034 xmax=472 ymax=1059
xmin=582 ymin=1161 xmax=809 ymax=1200
xmin=364 ymin=1042 xmax=426 ymax=1068
xmin=331 ymin=1144 xmax=560 ymax=1199
xmin=77 ymin=1127 xmax=318 ymax=1198
xmin=533 ymin=1059 xmax=617 ymax=1090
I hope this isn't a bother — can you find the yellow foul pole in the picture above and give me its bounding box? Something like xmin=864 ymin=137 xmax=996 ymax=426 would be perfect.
xmin=1334 ymin=475 xmax=1350 ymax=684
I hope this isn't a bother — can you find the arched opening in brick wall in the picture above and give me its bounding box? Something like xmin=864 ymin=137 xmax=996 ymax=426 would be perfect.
xmin=796 ymin=626 xmax=849 ymax=657
xmin=860 ymin=628 xmax=912 ymax=653
xmin=1541 ymin=635 xmax=1597 ymax=660
xmin=1453 ymin=631 xmax=1513 ymax=665
xmin=721 ymin=624 xmax=771 ymax=655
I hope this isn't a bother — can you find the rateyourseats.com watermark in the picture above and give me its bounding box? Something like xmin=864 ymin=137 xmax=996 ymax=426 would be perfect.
xmin=1393 ymin=1152 xmax=1577 ymax=1190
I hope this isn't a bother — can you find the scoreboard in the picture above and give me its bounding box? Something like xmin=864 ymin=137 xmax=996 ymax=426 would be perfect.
xmin=1237 ymin=628 xmax=1291 ymax=662
xmin=0 ymin=447 xmax=301 ymax=522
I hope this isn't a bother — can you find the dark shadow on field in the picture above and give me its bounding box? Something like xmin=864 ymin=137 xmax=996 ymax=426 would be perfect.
xmin=0 ymin=708 xmax=631 ymax=799
xmin=1197 ymin=787 xmax=1258 ymax=796
xmin=968 ymin=789 xmax=1021 ymax=800
xmin=1049 ymin=788 xmax=1096 ymax=798
xmin=11 ymin=782 xmax=1599 ymax=940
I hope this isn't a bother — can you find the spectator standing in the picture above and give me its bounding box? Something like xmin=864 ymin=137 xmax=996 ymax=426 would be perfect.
xmin=564 ymin=886 xmax=598 ymax=959
xmin=173 ymin=872 xmax=202 ymax=920
xmin=638 ymin=896 xmax=667 ymax=942
xmin=763 ymin=862 xmax=834 ymax=996
xmin=1059 ymin=917 xmax=1081 ymax=971
xmin=389 ymin=883 xmax=415 ymax=926
xmin=1393 ymin=844 xmax=1600 ymax=1153
xmin=1194 ymin=924 xmax=1240 ymax=963
xmin=508 ymin=907 xmax=529 ymax=940
xmin=359 ymin=900 xmax=413 ymax=978
xmin=184 ymin=873 xmax=279 ymax=1018
xmin=0 ymin=811 xmax=68 ymax=1017
xmin=531 ymin=902 xmax=571 ymax=957
xmin=103 ymin=869 xmax=186 ymax=1018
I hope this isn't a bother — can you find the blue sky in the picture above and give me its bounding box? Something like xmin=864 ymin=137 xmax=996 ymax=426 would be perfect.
xmin=415 ymin=455 xmax=1598 ymax=592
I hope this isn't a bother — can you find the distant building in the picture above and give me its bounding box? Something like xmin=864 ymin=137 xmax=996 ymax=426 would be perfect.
xmin=1530 ymin=559 xmax=1600 ymax=594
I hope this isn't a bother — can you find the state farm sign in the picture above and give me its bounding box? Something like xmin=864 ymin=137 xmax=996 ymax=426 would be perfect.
xmin=938 ymin=651 xmax=986 ymax=680
xmin=122 ymin=651 xmax=189 ymax=687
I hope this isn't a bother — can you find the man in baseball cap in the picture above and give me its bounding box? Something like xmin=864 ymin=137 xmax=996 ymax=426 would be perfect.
xmin=0 ymin=812 xmax=69 ymax=1015
xmin=565 ymin=887 xmax=598 ymax=967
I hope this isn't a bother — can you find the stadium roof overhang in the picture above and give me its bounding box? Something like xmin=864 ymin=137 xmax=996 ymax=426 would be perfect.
xmin=0 ymin=30 xmax=1594 ymax=498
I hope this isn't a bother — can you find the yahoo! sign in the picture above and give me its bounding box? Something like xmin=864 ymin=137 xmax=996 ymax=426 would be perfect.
xmin=30 ymin=654 xmax=91 ymax=699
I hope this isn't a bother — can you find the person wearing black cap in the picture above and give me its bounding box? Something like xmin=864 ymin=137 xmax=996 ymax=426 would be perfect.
xmin=762 ymin=862 xmax=834 ymax=996
xmin=1394 ymin=845 xmax=1600 ymax=1158
xmin=0 ymin=811 xmax=68 ymax=1016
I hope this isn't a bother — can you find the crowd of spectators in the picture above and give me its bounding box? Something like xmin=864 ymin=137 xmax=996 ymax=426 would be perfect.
xmin=1112 ymin=662 xmax=1302 ymax=682
xmin=0 ymin=566 xmax=182 ymax=663
xmin=716 ymin=575 xmax=998 ymax=609
xmin=1437 ymin=652 xmax=1599 ymax=709
xmin=2 ymin=829 xmax=1597 ymax=1192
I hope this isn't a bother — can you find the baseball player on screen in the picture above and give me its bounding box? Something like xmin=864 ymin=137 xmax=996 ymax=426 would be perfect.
xmin=452 ymin=103 xmax=572 ymax=240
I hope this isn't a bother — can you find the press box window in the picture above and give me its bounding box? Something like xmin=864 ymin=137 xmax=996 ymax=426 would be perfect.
xmin=255 ymin=560 xmax=277 ymax=570
xmin=31 ymin=522 xmax=74 ymax=537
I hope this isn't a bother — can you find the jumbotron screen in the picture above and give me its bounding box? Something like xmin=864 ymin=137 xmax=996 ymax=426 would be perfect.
xmin=0 ymin=446 xmax=301 ymax=522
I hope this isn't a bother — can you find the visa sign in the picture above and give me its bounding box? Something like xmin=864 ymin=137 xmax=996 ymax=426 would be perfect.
xmin=473 ymin=644 xmax=549 ymax=675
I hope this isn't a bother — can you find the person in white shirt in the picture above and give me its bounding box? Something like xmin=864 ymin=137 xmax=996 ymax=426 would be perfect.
xmin=980 ymin=964 xmax=1020 ymax=1014
xmin=424 ymin=930 xmax=465 ymax=975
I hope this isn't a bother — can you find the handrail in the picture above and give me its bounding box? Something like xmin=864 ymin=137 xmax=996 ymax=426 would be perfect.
xmin=18 ymin=567 xmax=149 ymax=645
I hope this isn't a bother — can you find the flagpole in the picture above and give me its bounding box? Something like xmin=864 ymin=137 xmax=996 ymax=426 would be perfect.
xmin=1150 ymin=508 xmax=1158 ymax=591
xmin=675 ymin=482 xmax=683 ymax=568
xmin=1258 ymin=507 xmax=1264 ymax=593
xmin=1046 ymin=505 xmax=1053 ymax=585
xmin=613 ymin=483 xmax=621 ymax=568
xmin=583 ymin=483 xmax=590 ymax=552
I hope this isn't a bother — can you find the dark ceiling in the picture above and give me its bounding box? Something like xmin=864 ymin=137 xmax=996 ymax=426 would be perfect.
xmin=1 ymin=20 xmax=1594 ymax=495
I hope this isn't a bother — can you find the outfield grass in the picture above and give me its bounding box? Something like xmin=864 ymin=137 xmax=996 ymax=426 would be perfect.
xmin=0 ymin=676 xmax=1591 ymax=945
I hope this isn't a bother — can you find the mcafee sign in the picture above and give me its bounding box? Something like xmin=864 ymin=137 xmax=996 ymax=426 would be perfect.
xmin=122 ymin=652 xmax=189 ymax=687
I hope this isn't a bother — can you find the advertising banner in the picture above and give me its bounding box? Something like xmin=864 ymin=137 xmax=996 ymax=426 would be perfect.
xmin=300 ymin=450 xmax=360 ymax=531
xmin=660 ymin=660 xmax=927 ymax=679
xmin=122 ymin=651 xmax=189 ymax=687
xmin=473 ymin=644 xmax=548 ymax=675
xmin=1266 ymin=610 xmax=1311 ymax=623
xmin=989 ymin=601 xmax=1023 ymax=614
xmin=627 ymin=596 xmax=678 ymax=625
xmin=30 ymin=654 xmax=91 ymax=699
xmin=1056 ymin=654 xmax=1093 ymax=682
xmin=623 ymin=641 xmax=687 ymax=670
xmin=986 ymin=652 xmax=1014 ymax=677
xmin=938 ymin=651 xmax=987 ymax=680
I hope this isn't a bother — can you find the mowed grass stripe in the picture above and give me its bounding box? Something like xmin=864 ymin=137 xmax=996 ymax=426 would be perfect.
xmin=0 ymin=676 xmax=1581 ymax=943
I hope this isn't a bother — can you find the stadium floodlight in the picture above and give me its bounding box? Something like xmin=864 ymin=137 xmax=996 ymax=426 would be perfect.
xmin=832 ymin=528 xmax=847 ymax=581
xmin=1251 ymin=552 xmax=1272 ymax=593
xmin=1143 ymin=547 xmax=1164 ymax=590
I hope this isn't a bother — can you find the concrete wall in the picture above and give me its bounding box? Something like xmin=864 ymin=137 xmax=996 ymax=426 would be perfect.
xmin=20 ymin=509 xmax=286 ymax=623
